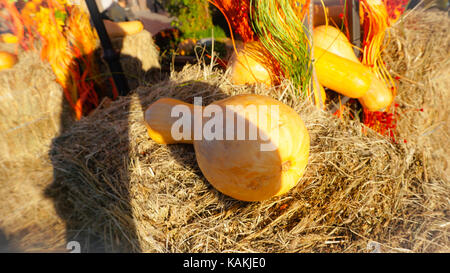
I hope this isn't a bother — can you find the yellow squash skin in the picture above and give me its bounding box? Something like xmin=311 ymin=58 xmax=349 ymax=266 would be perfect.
xmin=103 ymin=20 xmax=144 ymax=38
xmin=358 ymin=74 xmax=393 ymax=111
xmin=229 ymin=42 xmax=273 ymax=86
xmin=314 ymin=26 xmax=393 ymax=111
xmin=144 ymin=94 xmax=310 ymax=201
xmin=0 ymin=51 xmax=18 ymax=71
xmin=144 ymin=98 xmax=195 ymax=144
xmin=1 ymin=33 xmax=18 ymax=44
xmin=314 ymin=46 xmax=372 ymax=98
xmin=313 ymin=25 xmax=359 ymax=63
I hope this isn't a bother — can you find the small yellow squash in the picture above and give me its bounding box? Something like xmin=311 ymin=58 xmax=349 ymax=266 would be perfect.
xmin=0 ymin=51 xmax=18 ymax=71
xmin=313 ymin=25 xmax=359 ymax=63
xmin=314 ymin=46 xmax=372 ymax=98
xmin=314 ymin=25 xmax=393 ymax=111
xmin=228 ymin=41 xmax=273 ymax=87
xmin=1 ymin=33 xmax=18 ymax=44
xmin=103 ymin=20 xmax=144 ymax=38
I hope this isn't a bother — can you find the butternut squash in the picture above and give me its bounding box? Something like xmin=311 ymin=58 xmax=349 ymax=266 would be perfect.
xmin=103 ymin=20 xmax=144 ymax=38
xmin=314 ymin=46 xmax=372 ymax=98
xmin=144 ymin=94 xmax=310 ymax=201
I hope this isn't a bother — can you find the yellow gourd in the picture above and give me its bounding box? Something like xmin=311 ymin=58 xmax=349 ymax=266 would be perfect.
xmin=1 ymin=33 xmax=18 ymax=44
xmin=144 ymin=94 xmax=310 ymax=201
xmin=228 ymin=41 xmax=273 ymax=86
xmin=313 ymin=25 xmax=359 ymax=63
xmin=0 ymin=51 xmax=18 ymax=71
xmin=314 ymin=46 xmax=372 ymax=98
xmin=103 ymin=20 xmax=144 ymax=38
xmin=314 ymin=25 xmax=393 ymax=111
xmin=358 ymin=73 xmax=393 ymax=111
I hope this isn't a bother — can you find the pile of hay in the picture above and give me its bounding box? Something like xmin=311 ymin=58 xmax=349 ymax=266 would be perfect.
xmin=111 ymin=29 xmax=162 ymax=90
xmin=0 ymin=50 xmax=72 ymax=160
xmin=46 ymin=10 xmax=449 ymax=252
xmin=0 ymin=49 xmax=70 ymax=252
xmin=0 ymin=29 xmax=161 ymax=251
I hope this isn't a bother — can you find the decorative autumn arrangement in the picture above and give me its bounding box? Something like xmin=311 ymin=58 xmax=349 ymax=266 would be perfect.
xmin=144 ymin=94 xmax=310 ymax=201
xmin=1 ymin=0 xmax=448 ymax=251
xmin=138 ymin=0 xmax=411 ymax=202
xmin=209 ymin=0 xmax=408 ymax=141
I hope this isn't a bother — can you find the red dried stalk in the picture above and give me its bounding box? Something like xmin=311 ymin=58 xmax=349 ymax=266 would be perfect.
xmin=209 ymin=0 xmax=255 ymax=43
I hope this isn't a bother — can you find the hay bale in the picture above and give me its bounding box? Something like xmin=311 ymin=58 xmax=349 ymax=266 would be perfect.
xmin=112 ymin=30 xmax=161 ymax=90
xmin=384 ymin=10 xmax=450 ymax=180
xmin=0 ymin=50 xmax=74 ymax=160
xmin=0 ymin=157 xmax=67 ymax=252
xmin=0 ymin=27 xmax=161 ymax=253
xmin=0 ymin=49 xmax=73 ymax=251
xmin=49 ymin=64 xmax=449 ymax=252
xmin=48 ymin=10 xmax=449 ymax=253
